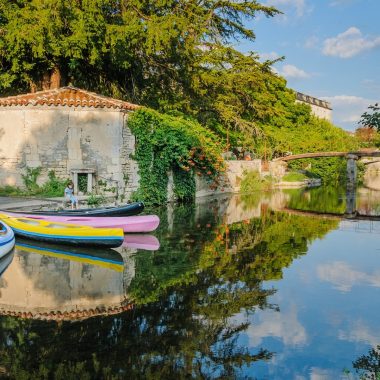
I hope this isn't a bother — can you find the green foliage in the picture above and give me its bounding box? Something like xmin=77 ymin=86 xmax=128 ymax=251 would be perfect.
xmin=287 ymin=186 xmax=347 ymax=214
xmin=86 ymin=193 xmax=106 ymax=207
xmin=39 ymin=170 xmax=68 ymax=197
xmin=129 ymin=108 xmax=224 ymax=205
xmin=288 ymin=157 xmax=348 ymax=184
xmin=1 ymin=169 xmax=67 ymax=197
xmin=0 ymin=185 xmax=24 ymax=196
xmin=21 ymin=166 xmax=42 ymax=192
xmin=264 ymin=115 xmax=360 ymax=159
xmin=353 ymin=345 xmax=380 ymax=380
xmin=282 ymin=171 xmax=308 ymax=182
xmin=240 ymin=170 xmax=275 ymax=193
xmin=172 ymin=166 xmax=196 ymax=202
xmin=78 ymin=174 xmax=88 ymax=193
xmin=97 ymin=179 xmax=116 ymax=194
xmin=359 ymin=103 xmax=380 ymax=131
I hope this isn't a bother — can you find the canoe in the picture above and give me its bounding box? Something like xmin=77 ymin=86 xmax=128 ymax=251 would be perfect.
xmin=2 ymin=202 xmax=144 ymax=217
xmin=0 ymin=221 xmax=15 ymax=258
xmin=15 ymin=239 xmax=124 ymax=272
xmin=0 ymin=214 xmax=124 ymax=248
xmin=4 ymin=212 xmax=160 ymax=233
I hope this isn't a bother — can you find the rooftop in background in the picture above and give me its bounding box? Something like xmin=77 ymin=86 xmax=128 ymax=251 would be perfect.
xmin=296 ymin=92 xmax=332 ymax=110
xmin=0 ymin=86 xmax=139 ymax=110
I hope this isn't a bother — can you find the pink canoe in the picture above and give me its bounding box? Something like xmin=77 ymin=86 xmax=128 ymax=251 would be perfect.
xmin=4 ymin=212 xmax=160 ymax=233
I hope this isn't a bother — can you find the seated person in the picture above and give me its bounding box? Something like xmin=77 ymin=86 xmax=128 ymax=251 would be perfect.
xmin=64 ymin=181 xmax=78 ymax=209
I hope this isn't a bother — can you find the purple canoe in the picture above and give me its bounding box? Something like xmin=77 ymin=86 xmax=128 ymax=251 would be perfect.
xmin=4 ymin=212 xmax=160 ymax=233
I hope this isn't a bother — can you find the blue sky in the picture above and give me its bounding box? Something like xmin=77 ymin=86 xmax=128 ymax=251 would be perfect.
xmin=239 ymin=0 xmax=380 ymax=131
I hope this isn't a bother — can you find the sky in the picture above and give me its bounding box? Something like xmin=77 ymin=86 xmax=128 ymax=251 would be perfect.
xmin=239 ymin=0 xmax=380 ymax=131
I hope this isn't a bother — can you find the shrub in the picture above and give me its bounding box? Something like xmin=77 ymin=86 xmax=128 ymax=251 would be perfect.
xmin=240 ymin=170 xmax=275 ymax=193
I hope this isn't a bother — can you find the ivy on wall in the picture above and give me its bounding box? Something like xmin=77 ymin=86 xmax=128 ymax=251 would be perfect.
xmin=128 ymin=108 xmax=225 ymax=205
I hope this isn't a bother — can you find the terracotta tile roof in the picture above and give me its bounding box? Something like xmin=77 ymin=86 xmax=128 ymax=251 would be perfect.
xmin=0 ymin=86 xmax=139 ymax=110
xmin=0 ymin=302 xmax=134 ymax=321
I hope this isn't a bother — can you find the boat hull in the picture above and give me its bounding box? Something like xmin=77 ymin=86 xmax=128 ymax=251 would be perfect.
xmin=2 ymin=202 xmax=144 ymax=217
xmin=0 ymin=214 xmax=124 ymax=248
xmin=4 ymin=213 xmax=160 ymax=233
xmin=0 ymin=222 xmax=15 ymax=259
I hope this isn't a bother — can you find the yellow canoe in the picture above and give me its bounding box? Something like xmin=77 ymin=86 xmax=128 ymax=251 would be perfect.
xmin=0 ymin=214 xmax=124 ymax=248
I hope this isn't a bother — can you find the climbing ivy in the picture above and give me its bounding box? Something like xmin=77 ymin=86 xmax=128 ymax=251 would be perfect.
xmin=128 ymin=108 xmax=225 ymax=205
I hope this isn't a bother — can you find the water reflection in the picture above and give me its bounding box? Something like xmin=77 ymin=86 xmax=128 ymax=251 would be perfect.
xmin=0 ymin=189 xmax=379 ymax=378
xmin=0 ymin=240 xmax=133 ymax=320
xmin=0 ymin=251 xmax=13 ymax=277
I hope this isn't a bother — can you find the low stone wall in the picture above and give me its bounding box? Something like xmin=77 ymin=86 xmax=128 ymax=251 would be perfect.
xmin=195 ymin=160 xmax=261 ymax=198
xmin=275 ymin=178 xmax=321 ymax=188
xmin=363 ymin=160 xmax=380 ymax=190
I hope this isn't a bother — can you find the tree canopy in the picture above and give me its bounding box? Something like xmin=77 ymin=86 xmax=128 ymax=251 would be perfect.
xmin=0 ymin=0 xmax=282 ymax=132
xmin=359 ymin=103 xmax=380 ymax=131
xmin=0 ymin=0 xmax=363 ymax=161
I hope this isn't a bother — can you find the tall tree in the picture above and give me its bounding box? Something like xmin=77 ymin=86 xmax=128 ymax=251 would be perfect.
xmin=0 ymin=0 xmax=281 ymax=134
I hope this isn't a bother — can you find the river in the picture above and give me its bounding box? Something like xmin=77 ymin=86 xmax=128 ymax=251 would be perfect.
xmin=0 ymin=187 xmax=380 ymax=379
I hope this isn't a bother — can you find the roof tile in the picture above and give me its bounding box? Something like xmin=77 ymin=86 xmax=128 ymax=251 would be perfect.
xmin=0 ymin=86 xmax=139 ymax=110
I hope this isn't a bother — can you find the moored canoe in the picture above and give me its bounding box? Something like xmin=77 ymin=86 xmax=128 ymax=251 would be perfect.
xmin=0 ymin=214 xmax=124 ymax=248
xmin=4 ymin=212 xmax=160 ymax=233
xmin=2 ymin=202 xmax=144 ymax=217
xmin=0 ymin=221 xmax=15 ymax=259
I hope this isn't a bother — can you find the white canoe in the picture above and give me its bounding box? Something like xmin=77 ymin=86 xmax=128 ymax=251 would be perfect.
xmin=0 ymin=221 xmax=15 ymax=258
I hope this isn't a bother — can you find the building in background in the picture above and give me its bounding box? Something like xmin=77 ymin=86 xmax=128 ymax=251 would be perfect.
xmin=0 ymin=87 xmax=140 ymax=197
xmin=296 ymin=92 xmax=332 ymax=121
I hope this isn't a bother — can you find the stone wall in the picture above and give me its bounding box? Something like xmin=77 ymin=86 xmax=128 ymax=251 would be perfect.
xmin=363 ymin=160 xmax=380 ymax=190
xmin=195 ymin=160 xmax=262 ymax=198
xmin=0 ymin=105 xmax=138 ymax=198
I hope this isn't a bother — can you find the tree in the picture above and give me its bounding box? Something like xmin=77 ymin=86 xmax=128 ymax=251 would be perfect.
xmin=359 ymin=103 xmax=380 ymax=131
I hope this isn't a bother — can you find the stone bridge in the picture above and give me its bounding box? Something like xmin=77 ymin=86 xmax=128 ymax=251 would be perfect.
xmin=273 ymin=150 xmax=380 ymax=189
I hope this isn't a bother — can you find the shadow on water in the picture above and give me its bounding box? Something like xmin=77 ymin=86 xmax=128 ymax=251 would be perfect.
xmin=0 ymin=191 xmax=354 ymax=379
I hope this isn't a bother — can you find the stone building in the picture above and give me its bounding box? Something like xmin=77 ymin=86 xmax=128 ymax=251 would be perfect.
xmin=296 ymin=92 xmax=332 ymax=121
xmin=0 ymin=86 xmax=140 ymax=197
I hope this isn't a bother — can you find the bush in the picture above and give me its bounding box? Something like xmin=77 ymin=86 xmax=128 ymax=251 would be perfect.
xmin=87 ymin=193 xmax=106 ymax=207
xmin=240 ymin=170 xmax=275 ymax=193
xmin=39 ymin=171 xmax=68 ymax=197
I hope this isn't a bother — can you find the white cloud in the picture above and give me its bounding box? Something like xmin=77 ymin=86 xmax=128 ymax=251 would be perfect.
xmin=323 ymin=27 xmax=380 ymax=58
xmin=339 ymin=319 xmax=380 ymax=347
xmin=278 ymin=64 xmax=310 ymax=79
xmin=309 ymin=368 xmax=339 ymax=380
xmin=322 ymin=95 xmax=378 ymax=130
xmin=317 ymin=261 xmax=380 ymax=291
xmin=246 ymin=305 xmax=307 ymax=347
xmin=266 ymin=0 xmax=308 ymax=18
xmin=259 ymin=51 xmax=282 ymax=61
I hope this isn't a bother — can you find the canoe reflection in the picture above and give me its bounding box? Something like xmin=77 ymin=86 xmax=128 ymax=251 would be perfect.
xmin=15 ymin=239 xmax=124 ymax=272
xmin=0 ymin=240 xmax=134 ymax=321
xmin=0 ymin=251 xmax=14 ymax=277
xmin=122 ymin=234 xmax=160 ymax=251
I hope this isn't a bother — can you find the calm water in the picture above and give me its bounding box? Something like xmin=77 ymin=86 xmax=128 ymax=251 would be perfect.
xmin=1 ymin=187 xmax=380 ymax=379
